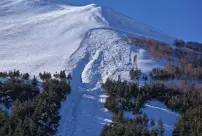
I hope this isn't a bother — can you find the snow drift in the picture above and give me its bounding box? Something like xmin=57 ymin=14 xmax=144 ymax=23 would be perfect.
xmin=0 ymin=0 xmax=176 ymax=136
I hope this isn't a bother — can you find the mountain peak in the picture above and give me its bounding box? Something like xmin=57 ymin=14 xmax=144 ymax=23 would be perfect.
xmin=0 ymin=0 xmax=174 ymax=43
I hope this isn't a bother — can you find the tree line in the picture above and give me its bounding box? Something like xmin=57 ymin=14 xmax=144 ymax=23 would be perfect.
xmin=101 ymin=72 xmax=202 ymax=135
xmin=101 ymin=112 xmax=164 ymax=136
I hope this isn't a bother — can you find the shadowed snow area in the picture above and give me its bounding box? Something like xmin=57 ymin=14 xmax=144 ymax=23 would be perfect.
xmin=125 ymin=100 xmax=180 ymax=136
xmin=0 ymin=0 xmax=177 ymax=136
xmin=144 ymin=100 xmax=180 ymax=136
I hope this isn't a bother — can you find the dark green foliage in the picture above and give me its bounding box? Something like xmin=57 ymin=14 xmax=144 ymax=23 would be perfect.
xmin=174 ymin=39 xmax=185 ymax=48
xmin=102 ymin=76 xmax=202 ymax=136
xmin=103 ymin=79 xmax=181 ymax=113
xmin=31 ymin=77 xmax=71 ymax=136
xmin=0 ymin=72 xmax=8 ymax=78
xmin=39 ymin=72 xmax=52 ymax=80
xmin=0 ymin=70 xmax=30 ymax=80
xmin=199 ymin=55 xmax=202 ymax=67
xmin=158 ymin=120 xmax=164 ymax=136
xmin=67 ymin=73 xmax=72 ymax=80
xmin=0 ymin=109 xmax=8 ymax=128
xmin=101 ymin=113 xmax=150 ymax=136
xmin=104 ymin=96 xmax=118 ymax=112
xmin=8 ymin=70 xmax=20 ymax=78
xmin=130 ymin=68 xmax=141 ymax=80
xmin=102 ymin=79 xmax=139 ymax=112
xmin=186 ymin=41 xmax=202 ymax=53
xmin=0 ymin=70 xmax=71 ymax=136
xmin=101 ymin=112 xmax=164 ymax=136
xmin=150 ymin=118 xmax=155 ymax=127
xmin=42 ymin=78 xmax=71 ymax=99
xmin=0 ymin=70 xmax=21 ymax=79
xmin=53 ymin=70 xmax=67 ymax=80
xmin=22 ymin=73 xmax=29 ymax=80
xmin=173 ymin=106 xmax=202 ymax=136
xmin=142 ymin=75 xmax=148 ymax=82
xmin=150 ymin=68 xmax=174 ymax=81
xmin=59 ymin=70 xmax=66 ymax=79
xmin=150 ymin=128 xmax=159 ymax=136
xmin=32 ymin=76 xmax=38 ymax=87
xmin=2 ymin=78 xmax=40 ymax=104
xmin=13 ymin=116 xmax=37 ymax=136
xmin=167 ymin=89 xmax=202 ymax=113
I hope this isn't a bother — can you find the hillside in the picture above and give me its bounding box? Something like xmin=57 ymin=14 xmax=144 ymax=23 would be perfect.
xmin=0 ymin=0 xmax=188 ymax=136
xmin=0 ymin=0 xmax=174 ymax=74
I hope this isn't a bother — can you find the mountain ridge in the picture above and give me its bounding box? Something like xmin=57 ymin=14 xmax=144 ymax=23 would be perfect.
xmin=0 ymin=0 xmax=174 ymax=43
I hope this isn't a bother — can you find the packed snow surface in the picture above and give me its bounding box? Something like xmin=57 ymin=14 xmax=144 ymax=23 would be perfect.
xmin=0 ymin=0 xmax=177 ymax=136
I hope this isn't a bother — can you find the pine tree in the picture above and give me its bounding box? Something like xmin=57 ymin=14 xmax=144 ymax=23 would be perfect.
xmin=150 ymin=118 xmax=155 ymax=127
xmin=59 ymin=70 xmax=66 ymax=79
xmin=150 ymin=128 xmax=158 ymax=136
xmin=32 ymin=76 xmax=38 ymax=87
xmin=22 ymin=73 xmax=30 ymax=80
xmin=0 ymin=109 xmax=8 ymax=128
xmin=67 ymin=73 xmax=72 ymax=80
xmin=158 ymin=119 xmax=164 ymax=136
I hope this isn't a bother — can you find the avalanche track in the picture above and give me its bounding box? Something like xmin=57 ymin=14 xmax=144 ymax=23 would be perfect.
xmin=58 ymin=28 xmax=134 ymax=136
xmin=0 ymin=0 xmax=177 ymax=136
xmin=58 ymin=28 xmax=177 ymax=136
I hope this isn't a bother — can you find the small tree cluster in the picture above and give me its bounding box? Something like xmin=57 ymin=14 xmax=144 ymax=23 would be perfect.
xmin=39 ymin=72 xmax=52 ymax=81
xmin=53 ymin=70 xmax=66 ymax=80
xmin=173 ymin=106 xmax=202 ymax=136
xmin=101 ymin=112 xmax=165 ymax=136
xmin=186 ymin=41 xmax=202 ymax=53
xmin=0 ymin=70 xmax=29 ymax=80
xmin=127 ymin=36 xmax=148 ymax=46
xmin=0 ymin=77 xmax=40 ymax=108
xmin=165 ymin=60 xmax=202 ymax=80
xmin=103 ymin=79 xmax=139 ymax=112
xmin=22 ymin=73 xmax=30 ymax=80
xmin=130 ymin=68 xmax=141 ymax=81
xmin=174 ymin=39 xmax=185 ymax=48
xmin=150 ymin=68 xmax=174 ymax=81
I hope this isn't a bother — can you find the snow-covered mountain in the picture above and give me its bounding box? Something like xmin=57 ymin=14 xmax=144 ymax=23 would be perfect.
xmin=0 ymin=0 xmax=178 ymax=136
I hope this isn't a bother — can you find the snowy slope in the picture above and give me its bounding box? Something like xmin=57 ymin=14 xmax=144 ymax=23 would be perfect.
xmin=0 ymin=0 xmax=107 ymax=74
xmin=124 ymin=100 xmax=180 ymax=136
xmin=0 ymin=0 xmax=174 ymax=75
xmin=0 ymin=0 xmax=177 ymax=136
xmin=59 ymin=28 xmax=174 ymax=136
xmin=144 ymin=100 xmax=179 ymax=136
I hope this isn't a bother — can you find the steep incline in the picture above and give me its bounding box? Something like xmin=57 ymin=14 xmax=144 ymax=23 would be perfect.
xmin=58 ymin=28 xmax=139 ymax=136
xmin=58 ymin=28 xmax=176 ymax=136
xmin=0 ymin=1 xmax=177 ymax=136
xmin=0 ymin=0 xmax=174 ymax=76
xmin=0 ymin=1 xmax=107 ymax=74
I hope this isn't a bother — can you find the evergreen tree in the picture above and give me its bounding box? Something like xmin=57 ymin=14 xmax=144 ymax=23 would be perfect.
xmin=158 ymin=120 xmax=164 ymax=136
xmin=150 ymin=118 xmax=155 ymax=127
xmin=22 ymin=73 xmax=29 ymax=80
